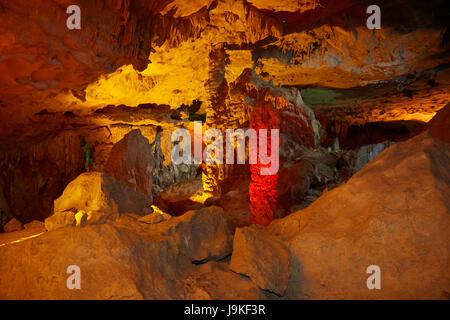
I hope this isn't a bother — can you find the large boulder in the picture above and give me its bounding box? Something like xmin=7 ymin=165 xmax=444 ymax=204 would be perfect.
xmin=230 ymin=226 xmax=292 ymax=296
xmin=52 ymin=172 xmax=152 ymax=225
xmin=104 ymin=129 xmax=155 ymax=200
xmin=3 ymin=218 xmax=23 ymax=233
xmin=0 ymin=205 xmax=240 ymax=299
xmin=164 ymin=206 xmax=234 ymax=263
xmin=267 ymin=130 xmax=450 ymax=299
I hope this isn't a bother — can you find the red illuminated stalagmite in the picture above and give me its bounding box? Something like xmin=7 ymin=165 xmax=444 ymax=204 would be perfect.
xmin=249 ymin=98 xmax=280 ymax=226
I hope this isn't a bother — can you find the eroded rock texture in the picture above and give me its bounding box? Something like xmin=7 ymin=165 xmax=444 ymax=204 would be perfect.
xmin=53 ymin=172 xmax=152 ymax=218
xmin=0 ymin=206 xmax=244 ymax=300
xmin=0 ymin=0 xmax=164 ymax=126
xmin=104 ymin=129 xmax=155 ymax=199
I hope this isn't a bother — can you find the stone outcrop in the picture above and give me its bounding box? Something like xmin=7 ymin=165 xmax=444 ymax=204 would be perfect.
xmin=166 ymin=206 xmax=234 ymax=263
xmin=138 ymin=212 xmax=172 ymax=225
xmin=0 ymin=205 xmax=238 ymax=299
xmin=3 ymin=218 xmax=23 ymax=233
xmin=0 ymin=124 xmax=116 ymax=224
xmin=230 ymin=226 xmax=292 ymax=296
xmin=104 ymin=130 xmax=155 ymax=200
xmin=52 ymin=172 xmax=152 ymax=221
xmin=44 ymin=212 xmax=77 ymax=232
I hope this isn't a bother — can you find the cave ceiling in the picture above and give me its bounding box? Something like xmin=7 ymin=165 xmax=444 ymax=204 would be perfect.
xmin=0 ymin=0 xmax=449 ymax=134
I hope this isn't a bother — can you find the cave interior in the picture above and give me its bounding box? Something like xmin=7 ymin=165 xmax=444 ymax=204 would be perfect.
xmin=0 ymin=0 xmax=449 ymax=300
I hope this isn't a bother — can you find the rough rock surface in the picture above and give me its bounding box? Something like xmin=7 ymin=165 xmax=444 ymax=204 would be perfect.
xmin=104 ymin=129 xmax=155 ymax=200
xmin=138 ymin=212 xmax=172 ymax=225
xmin=165 ymin=206 xmax=234 ymax=263
xmin=3 ymin=218 xmax=23 ymax=233
xmin=157 ymin=178 xmax=204 ymax=215
xmin=428 ymin=103 xmax=450 ymax=144
xmin=0 ymin=0 xmax=158 ymax=126
xmin=267 ymin=130 xmax=450 ymax=299
xmin=53 ymin=172 xmax=152 ymax=218
xmin=44 ymin=212 xmax=77 ymax=232
xmin=82 ymin=0 xmax=448 ymax=114
xmin=230 ymin=226 xmax=292 ymax=296
xmin=0 ymin=206 xmax=239 ymax=299
xmin=23 ymin=220 xmax=45 ymax=231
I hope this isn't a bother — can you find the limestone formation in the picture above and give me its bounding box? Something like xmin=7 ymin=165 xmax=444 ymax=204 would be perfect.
xmin=104 ymin=129 xmax=155 ymax=200
xmin=0 ymin=0 xmax=448 ymax=302
xmin=44 ymin=211 xmax=77 ymax=232
xmin=230 ymin=226 xmax=292 ymax=296
xmin=52 ymin=172 xmax=152 ymax=222
xmin=0 ymin=205 xmax=238 ymax=299
xmin=428 ymin=103 xmax=450 ymax=143
xmin=166 ymin=206 xmax=234 ymax=263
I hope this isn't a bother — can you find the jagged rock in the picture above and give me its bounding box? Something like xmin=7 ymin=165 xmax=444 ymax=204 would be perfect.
xmin=268 ymin=130 xmax=450 ymax=299
xmin=158 ymin=178 xmax=204 ymax=215
xmin=214 ymin=178 xmax=252 ymax=229
xmin=160 ymin=178 xmax=203 ymax=203
xmin=428 ymin=103 xmax=450 ymax=143
xmin=138 ymin=212 xmax=171 ymax=225
xmin=44 ymin=212 xmax=76 ymax=232
xmin=86 ymin=211 xmax=116 ymax=226
xmin=180 ymin=261 xmax=264 ymax=300
xmin=104 ymin=129 xmax=155 ymax=200
xmin=0 ymin=126 xmax=114 ymax=224
xmin=0 ymin=205 xmax=237 ymax=299
xmin=165 ymin=206 xmax=234 ymax=263
xmin=23 ymin=220 xmax=45 ymax=231
xmin=279 ymin=134 xmax=305 ymax=161
xmin=53 ymin=172 xmax=152 ymax=223
xmin=230 ymin=225 xmax=292 ymax=296
xmin=278 ymin=160 xmax=313 ymax=212
xmin=4 ymin=218 xmax=23 ymax=233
